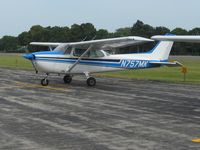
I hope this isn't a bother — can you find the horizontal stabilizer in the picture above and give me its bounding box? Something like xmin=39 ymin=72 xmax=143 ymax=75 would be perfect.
xmin=150 ymin=61 xmax=183 ymax=67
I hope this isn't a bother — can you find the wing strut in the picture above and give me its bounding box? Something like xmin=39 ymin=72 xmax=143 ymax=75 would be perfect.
xmin=49 ymin=46 xmax=53 ymax=51
xmin=66 ymin=45 xmax=93 ymax=73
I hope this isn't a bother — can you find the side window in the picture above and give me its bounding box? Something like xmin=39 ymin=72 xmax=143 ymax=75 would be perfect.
xmin=72 ymin=49 xmax=105 ymax=58
xmin=73 ymin=48 xmax=89 ymax=57
xmin=95 ymin=50 xmax=105 ymax=57
xmin=89 ymin=51 xmax=97 ymax=58
xmin=65 ymin=47 xmax=72 ymax=55
xmin=89 ymin=50 xmax=104 ymax=58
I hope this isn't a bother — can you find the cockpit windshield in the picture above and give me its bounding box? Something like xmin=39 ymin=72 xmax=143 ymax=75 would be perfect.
xmin=54 ymin=44 xmax=68 ymax=51
xmin=54 ymin=44 xmax=72 ymax=55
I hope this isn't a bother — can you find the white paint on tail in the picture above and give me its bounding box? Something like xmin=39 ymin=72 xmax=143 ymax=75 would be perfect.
xmin=150 ymin=41 xmax=174 ymax=60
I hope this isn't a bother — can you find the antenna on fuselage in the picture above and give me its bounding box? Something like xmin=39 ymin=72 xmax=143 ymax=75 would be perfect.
xmin=81 ymin=35 xmax=96 ymax=41
xmin=82 ymin=36 xmax=87 ymax=41
xmin=92 ymin=35 xmax=96 ymax=40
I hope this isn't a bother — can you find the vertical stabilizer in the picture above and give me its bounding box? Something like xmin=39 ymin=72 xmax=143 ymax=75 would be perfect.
xmin=150 ymin=41 xmax=174 ymax=60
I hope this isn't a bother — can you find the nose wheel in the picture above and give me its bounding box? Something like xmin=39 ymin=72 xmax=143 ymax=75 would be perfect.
xmin=41 ymin=73 xmax=49 ymax=86
xmin=41 ymin=78 xmax=49 ymax=86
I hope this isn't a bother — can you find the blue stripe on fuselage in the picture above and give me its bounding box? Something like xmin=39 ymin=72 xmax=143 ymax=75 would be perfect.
xmin=35 ymin=57 xmax=161 ymax=69
xmin=33 ymin=50 xmax=64 ymax=55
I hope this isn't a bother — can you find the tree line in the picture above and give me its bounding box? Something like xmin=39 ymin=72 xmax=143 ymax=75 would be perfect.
xmin=0 ymin=20 xmax=200 ymax=55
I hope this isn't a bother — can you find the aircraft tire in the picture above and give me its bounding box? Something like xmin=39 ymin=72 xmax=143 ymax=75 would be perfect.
xmin=41 ymin=79 xmax=49 ymax=86
xmin=87 ymin=77 xmax=96 ymax=86
xmin=63 ymin=75 xmax=72 ymax=84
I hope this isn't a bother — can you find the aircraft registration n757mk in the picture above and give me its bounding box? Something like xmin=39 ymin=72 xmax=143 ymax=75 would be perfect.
xmin=23 ymin=35 xmax=200 ymax=86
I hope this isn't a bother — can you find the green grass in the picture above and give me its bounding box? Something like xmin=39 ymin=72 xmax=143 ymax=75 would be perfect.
xmin=0 ymin=54 xmax=32 ymax=70
xmin=0 ymin=54 xmax=199 ymax=84
xmin=98 ymin=57 xmax=200 ymax=84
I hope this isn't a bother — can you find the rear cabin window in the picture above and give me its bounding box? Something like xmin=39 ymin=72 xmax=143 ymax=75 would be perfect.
xmin=73 ymin=48 xmax=88 ymax=57
xmin=73 ymin=49 xmax=105 ymax=58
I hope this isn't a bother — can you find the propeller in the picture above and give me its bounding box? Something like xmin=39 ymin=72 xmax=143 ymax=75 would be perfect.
xmin=23 ymin=46 xmax=38 ymax=74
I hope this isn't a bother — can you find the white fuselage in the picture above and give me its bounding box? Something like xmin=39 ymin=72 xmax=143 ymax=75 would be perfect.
xmin=32 ymin=52 xmax=159 ymax=74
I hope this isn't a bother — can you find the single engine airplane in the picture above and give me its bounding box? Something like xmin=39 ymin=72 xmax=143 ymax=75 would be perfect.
xmin=23 ymin=35 xmax=200 ymax=86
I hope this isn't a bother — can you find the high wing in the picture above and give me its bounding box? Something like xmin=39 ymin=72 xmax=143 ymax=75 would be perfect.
xmin=30 ymin=36 xmax=154 ymax=50
xmin=152 ymin=35 xmax=200 ymax=43
xmin=30 ymin=42 xmax=61 ymax=47
xmin=68 ymin=36 xmax=154 ymax=49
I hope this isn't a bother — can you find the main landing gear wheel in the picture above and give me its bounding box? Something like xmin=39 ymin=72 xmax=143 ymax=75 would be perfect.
xmin=87 ymin=77 xmax=96 ymax=86
xmin=63 ymin=75 xmax=72 ymax=84
xmin=41 ymin=78 xmax=49 ymax=86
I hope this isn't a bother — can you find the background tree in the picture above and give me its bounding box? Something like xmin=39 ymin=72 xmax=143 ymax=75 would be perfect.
xmin=96 ymin=29 xmax=109 ymax=39
xmin=47 ymin=26 xmax=70 ymax=42
xmin=171 ymin=28 xmax=189 ymax=55
xmin=0 ymin=21 xmax=199 ymax=55
xmin=0 ymin=36 xmax=19 ymax=52
xmin=131 ymin=20 xmax=155 ymax=37
xmin=171 ymin=28 xmax=188 ymax=35
xmin=80 ymin=23 xmax=96 ymax=40
xmin=155 ymin=27 xmax=170 ymax=35
xmin=18 ymin=32 xmax=31 ymax=46
xmin=187 ymin=28 xmax=200 ymax=55
xmin=114 ymin=27 xmax=131 ymax=37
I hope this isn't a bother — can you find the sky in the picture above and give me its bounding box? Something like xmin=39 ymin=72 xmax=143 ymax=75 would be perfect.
xmin=0 ymin=0 xmax=200 ymax=37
